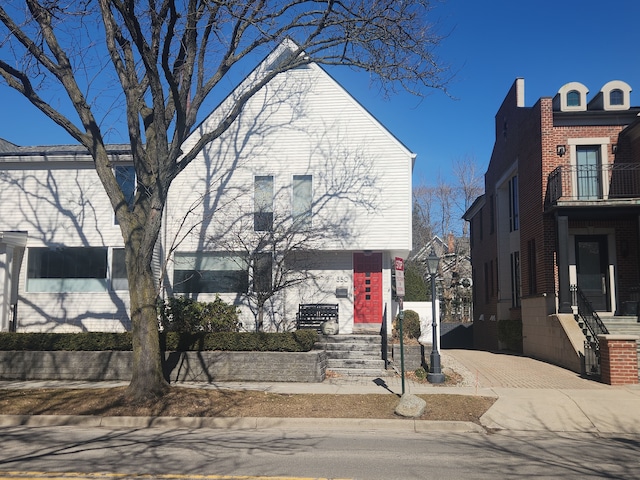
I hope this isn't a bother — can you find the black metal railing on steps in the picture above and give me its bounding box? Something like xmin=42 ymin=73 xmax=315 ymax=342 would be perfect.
xmin=571 ymin=285 xmax=609 ymax=377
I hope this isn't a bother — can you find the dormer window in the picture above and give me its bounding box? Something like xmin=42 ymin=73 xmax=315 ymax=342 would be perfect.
xmin=610 ymin=89 xmax=624 ymax=106
xmin=567 ymin=90 xmax=581 ymax=107
xmin=555 ymin=82 xmax=588 ymax=112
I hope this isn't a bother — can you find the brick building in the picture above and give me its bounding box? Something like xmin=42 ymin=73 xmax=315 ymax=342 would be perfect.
xmin=464 ymin=78 xmax=640 ymax=376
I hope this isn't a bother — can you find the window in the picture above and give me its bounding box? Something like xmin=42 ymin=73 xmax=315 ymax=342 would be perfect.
xmin=483 ymin=262 xmax=489 ymax=303
xmin=114 ymin=165 xmax=136 ymax=224
xmin=478 ymin=207 xmax=483 ymax=240
xmin=252 ymin=253 xmax=273 ymax=293
xmin=292 ymin=175 xmax=312 ymax=228
xmin=567 ymin=90 xmax=581 ymax=107
xmin=510 ymin=251 xmax=521 ymax=307
xmin=489 ymin=194 xmax=495 ymax=234
xmin=173 ymin=252 xmax=249 ymax=294
xmin=27 ymin=247 xmax=108 ymax=292
xmin=527 ymin=239 xmax=537 ymax=295
xmin=254 ymin=175 xmax=274 ymax=231
xmin=111 ymin=248 xmax=128 ymax=291
xmin=610 ymin=89 xmax=624 ymax=106
xmin=509 ymin=175 xmax=519 ymax=232
xmin=576 ymin=146 xmax=601 ymax=200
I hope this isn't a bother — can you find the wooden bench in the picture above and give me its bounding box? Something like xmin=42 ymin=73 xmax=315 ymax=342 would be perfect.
xmin=296 ymin=304 xmax=339 ymax=333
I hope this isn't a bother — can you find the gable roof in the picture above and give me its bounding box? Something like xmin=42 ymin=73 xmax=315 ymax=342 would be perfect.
xmin=185 ymin=39 xmax=415 ymax=161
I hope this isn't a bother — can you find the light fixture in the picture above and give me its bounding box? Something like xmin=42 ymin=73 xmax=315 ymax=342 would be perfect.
xmin=424 ymin=248 xmax=444 ymax=384
xmin=612 ymin=144 xmax=618 ymax=154
xmin=556 ymin=145 xmax=566 ymax=157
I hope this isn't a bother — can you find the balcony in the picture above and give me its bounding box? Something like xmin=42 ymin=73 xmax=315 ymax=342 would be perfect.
xmin=545 ymin=163 xmax=640 ymax=210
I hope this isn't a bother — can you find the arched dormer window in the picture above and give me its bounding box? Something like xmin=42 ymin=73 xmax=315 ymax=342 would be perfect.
xmin=555 ymin=82 xmax=588 ymax=111
xmin=600 ymin=81 xmax=631 ymax=110
xmin=610 ymin=89 xmax=624 ymax=106
xmin=567 ymin=90 xmax=581 ymax=107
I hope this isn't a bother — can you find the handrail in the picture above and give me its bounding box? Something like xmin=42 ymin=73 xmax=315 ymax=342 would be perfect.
xmin=381 ymin=303 xmax=388 ymax=368
xmin=571 ymin=285 xmax=609 ymax=347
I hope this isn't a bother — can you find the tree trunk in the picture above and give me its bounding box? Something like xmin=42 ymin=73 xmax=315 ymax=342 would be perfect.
xmin=125 ymin=259 xmax=169 ymax=402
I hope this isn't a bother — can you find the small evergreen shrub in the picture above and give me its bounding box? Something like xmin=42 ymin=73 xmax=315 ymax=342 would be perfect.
xmin=394 ymin=309 xmax=421 ymax=340
xmin=159 ymin=295 xmax=240 ymax=333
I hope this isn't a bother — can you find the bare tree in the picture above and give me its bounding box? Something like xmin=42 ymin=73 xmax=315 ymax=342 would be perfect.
xmin=0 ymin=0 xmax=449 ymax=401
xmin=452 ymin=155 xmax=483 ymax=235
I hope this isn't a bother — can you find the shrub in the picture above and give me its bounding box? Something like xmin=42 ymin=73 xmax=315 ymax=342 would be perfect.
xmin=497 ymin=318 xmax=523 ymax=352
xmin=159 ymin=295 xmax=240 ymax=333
xmin=0 ymin=330 xmax=318 ymax=353
xmin=393 ymin=309 xmax=421 ymax=340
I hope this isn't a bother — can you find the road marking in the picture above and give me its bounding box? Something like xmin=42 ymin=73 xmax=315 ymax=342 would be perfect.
xmin=0 ymin=471 xmax=351 ymax=480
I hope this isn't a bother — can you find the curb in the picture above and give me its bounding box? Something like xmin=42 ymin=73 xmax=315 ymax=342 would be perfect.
xmin=0 ymin=414 xmax=485 ymax=433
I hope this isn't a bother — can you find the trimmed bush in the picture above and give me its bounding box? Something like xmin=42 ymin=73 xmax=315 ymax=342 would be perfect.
xmin=0 ymin=330 xmax=318 ymax=353
xmin=393 ymin=309 xmax=421 ymax=340
xmin=159 ymin=295 xmax=240 ymax=333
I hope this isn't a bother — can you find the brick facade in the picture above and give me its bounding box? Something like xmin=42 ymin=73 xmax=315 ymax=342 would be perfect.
xmin=599 ymin=335 xmax=639 ymax=385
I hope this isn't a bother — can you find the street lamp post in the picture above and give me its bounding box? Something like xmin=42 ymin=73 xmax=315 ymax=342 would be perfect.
xmin=425 ymin=249 xmax=445 ymax=384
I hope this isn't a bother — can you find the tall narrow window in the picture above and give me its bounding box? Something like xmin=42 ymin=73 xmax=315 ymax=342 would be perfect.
xmin=253 ymin=253 xmax=273 ymax=293
xmin=254 ymin=175 xmax=274 ymax=231
xmin=292 ymin=175 xmax=312 ymax=228
xmin=509 ymin=175 xmax=519 ymax=231
xmin=510 ymin=251 xmax=521 ymax=308
xmin=527 ymin=239 xmax=537 ymax=295
xmin=576 ymin=146 xmax=601 ymax=200
xmin=111 ymin=248 xmax=128 ymax=291
xmin=114 ymin=165 xmax=136 ymax=224
xmin=489 ymin=194 xmax=495 ymax=234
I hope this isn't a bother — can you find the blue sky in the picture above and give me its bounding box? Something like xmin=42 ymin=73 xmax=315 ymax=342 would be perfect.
xmin=1 ymin=0 xmax=639 ymax=187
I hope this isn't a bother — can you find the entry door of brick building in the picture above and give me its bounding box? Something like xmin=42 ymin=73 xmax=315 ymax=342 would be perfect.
xmin=353 ymin=253 xmax=383 ymax=324
xmin=576 ymin=235 xmax=610 ymax=311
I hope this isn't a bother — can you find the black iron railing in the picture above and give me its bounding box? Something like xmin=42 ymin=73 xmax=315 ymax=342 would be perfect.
xmin=546 ymin=163 xmax=640 ymax=206
xmin=571 ymin=285 xmax=609 ymax=377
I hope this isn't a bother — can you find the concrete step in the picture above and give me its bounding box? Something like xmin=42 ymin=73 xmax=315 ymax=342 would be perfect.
xmin=327 ymin=358 xmax=386 ymax=369
xmin=316 ymin=334 xmax=383 ymax=345
xmin=327 ymin=367 xmax=394 ymax=377
xmin=323 ymin=350 xmax=382 ymax=360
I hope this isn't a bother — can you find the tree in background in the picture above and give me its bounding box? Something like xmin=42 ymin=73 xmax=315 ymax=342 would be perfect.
xmin=0 ymin=0 xmax=449 ymax=401
xmin=412 ymin=155 xmax=481 ymax=322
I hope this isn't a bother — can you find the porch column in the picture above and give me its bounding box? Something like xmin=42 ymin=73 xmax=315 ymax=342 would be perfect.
xmin=557 ymin=215 xmax=572 ymax=313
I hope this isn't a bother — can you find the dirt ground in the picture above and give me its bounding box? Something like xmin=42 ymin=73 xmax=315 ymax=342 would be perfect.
xmin=0 ymin=380 xmax=495 ymax=424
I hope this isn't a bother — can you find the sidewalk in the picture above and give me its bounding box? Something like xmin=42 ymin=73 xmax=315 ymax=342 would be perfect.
xmin=1 ymin=349 xmax=639 ymax=435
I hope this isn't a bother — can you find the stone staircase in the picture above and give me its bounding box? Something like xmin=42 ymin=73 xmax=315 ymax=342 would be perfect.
xmin=314 ymin=334 xmax=392 ymax=377
xmin=601 ymin=315 xmax=640 ymax=378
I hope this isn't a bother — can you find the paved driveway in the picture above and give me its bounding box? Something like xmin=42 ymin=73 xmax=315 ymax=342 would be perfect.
xmin=443 ymin=349 xmax=610 ymax=389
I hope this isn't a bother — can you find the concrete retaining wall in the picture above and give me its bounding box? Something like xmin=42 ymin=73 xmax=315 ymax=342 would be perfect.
xmin=0 ymin=350 xmax=327 ymax=383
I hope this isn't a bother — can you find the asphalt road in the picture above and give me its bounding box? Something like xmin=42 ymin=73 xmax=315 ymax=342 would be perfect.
xmin=0 ymin=425 xmax=639 ymax=479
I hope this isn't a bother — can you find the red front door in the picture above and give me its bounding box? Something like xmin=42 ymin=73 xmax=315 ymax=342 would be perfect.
xmin=353 ymin=253 xmax=383 ymax=324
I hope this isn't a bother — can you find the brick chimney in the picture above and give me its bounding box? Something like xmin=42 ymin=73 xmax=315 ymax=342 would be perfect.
xmin=447 ymin=232 xmax=455 ymax=254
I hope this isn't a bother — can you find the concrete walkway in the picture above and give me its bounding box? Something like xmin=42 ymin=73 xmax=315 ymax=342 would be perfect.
xmin=1 ymin=349 xmax=639 ymax=435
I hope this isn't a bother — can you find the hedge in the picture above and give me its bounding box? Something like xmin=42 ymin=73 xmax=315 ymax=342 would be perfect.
xmin=0 ymin=330 xmax=318 ymax=353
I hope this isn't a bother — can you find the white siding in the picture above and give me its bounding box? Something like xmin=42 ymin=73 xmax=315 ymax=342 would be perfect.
xmin=0 ymin=162 xmax=131 ymax=331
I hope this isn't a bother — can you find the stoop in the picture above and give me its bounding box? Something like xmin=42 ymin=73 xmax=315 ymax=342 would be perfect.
xmin=314 ymin=334 xmax=392 ymax=377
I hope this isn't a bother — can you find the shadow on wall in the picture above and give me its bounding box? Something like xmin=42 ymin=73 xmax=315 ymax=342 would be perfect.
xmin=441 ymin=323 xmax=473 ymax=349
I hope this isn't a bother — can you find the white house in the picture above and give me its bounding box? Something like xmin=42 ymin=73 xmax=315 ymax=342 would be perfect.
xmin=0 ymin=41 xmax=415 ymax=334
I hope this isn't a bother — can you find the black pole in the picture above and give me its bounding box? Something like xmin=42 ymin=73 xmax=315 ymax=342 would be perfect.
xmin=427 ymin=272 xmax=445 ymax=384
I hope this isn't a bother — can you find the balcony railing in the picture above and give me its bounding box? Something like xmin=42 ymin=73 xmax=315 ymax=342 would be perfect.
xmin=545 ymin=163 xmax=640 ymax=206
